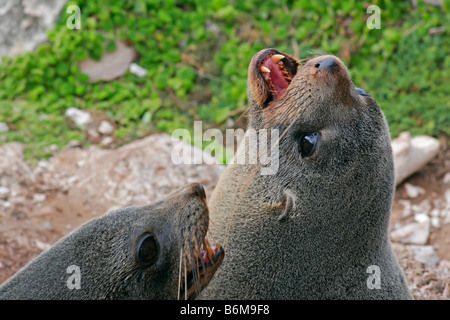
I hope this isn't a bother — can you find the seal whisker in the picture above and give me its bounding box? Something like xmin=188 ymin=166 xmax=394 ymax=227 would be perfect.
xmin=193 ymin=225 xmax=207 ymax=272
xmin=187 ymin=237 xmax=201 ymax=296
xmin=178 ymin=247 xmax=183 ymax=300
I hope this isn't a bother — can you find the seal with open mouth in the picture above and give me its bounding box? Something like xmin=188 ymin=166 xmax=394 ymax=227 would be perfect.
xmin=200 ymin=48 xmax=413 ymax=299
xmin=0 ymin=183 xmax=224 ymax=300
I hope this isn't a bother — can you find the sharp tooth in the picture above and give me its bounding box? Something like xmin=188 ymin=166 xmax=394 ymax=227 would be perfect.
xmin=260 ymin=65 xmax=271 ymax=74
xmin=271 ymin=54 xmax=285 ymax=64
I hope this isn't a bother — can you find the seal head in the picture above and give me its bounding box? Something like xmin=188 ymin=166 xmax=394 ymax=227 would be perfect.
xmin=0 ymin=183 xmax=224 ymax=300
xmin=200 ymin=49 xmax=412 ymax=299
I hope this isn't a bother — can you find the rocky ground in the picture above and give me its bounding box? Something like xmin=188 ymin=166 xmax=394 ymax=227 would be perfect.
xmin=0 ymin=132 xmax=448 ymax=300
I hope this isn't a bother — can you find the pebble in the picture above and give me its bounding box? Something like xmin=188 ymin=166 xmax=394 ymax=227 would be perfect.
xmin=444 ymin=189 xmax=450 ymax=205
xmin=65 ymin=107 xmax=92 ymax=129
xmin=33 ymin=193 xmax=46 ymax=202
xmin=398 ymin=200 xmax=412 ymax=218
xmin=443 ymin=172 xmax=450 ymax=185
xmin=100 ymin=136 xmax=114 ymax=146
xmin=0 ymin=186 xmax=10 ymax=199
xmin=0 ymin=122 xmax=9 ymax=132
xmin=414 ymin=213 xmax=430 ymax=224
xmin=404 ymin=183 xmax=424 ymax=198
xmin=431 ymin=217 xmax=441 ymax=228
xmin=129 ymin=63 xmax=147 ymax=77
xmin=98 ymin=120 xmax=114 ymax=135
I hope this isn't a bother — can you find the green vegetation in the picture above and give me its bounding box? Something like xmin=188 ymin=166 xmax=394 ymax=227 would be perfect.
xmin=0 ymin=0 xmax=448 ymax=161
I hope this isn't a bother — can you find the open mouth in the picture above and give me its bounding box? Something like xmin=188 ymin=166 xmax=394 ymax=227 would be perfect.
xmin=179 ymin=238 xmax=224 ymax=299
xmin=257 ymin=49 xmax=299 ymax=104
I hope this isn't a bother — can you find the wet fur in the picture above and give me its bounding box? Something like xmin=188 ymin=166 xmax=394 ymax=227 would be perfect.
xmin=0 ymin=184 xmax=212 ymax=300
xmin=200 ymin=51 xmax=413 ymax=299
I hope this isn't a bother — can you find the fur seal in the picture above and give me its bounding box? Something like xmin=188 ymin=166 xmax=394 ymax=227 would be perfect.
xmin=200 ymin=49 xmax=413 ymax=299
xmin=0 ymin=183 xmax=224 ymax=300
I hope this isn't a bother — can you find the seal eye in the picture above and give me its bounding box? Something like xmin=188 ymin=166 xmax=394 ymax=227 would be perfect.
xmin=355 ymin=87 xmax=370 ymax=96
xmin=299 ymin=132 xmax=320 ymax=158
xmin=137 ymin=234 xmax=159 ymax=265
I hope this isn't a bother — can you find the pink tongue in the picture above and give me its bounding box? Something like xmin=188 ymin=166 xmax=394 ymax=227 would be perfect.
xmin=201 ymin=244 xmax=220 ymax=264
xmin=262 ymin=58 xmax=289 ymax=97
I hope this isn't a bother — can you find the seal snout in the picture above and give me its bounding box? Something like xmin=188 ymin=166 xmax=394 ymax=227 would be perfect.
xmin=314 ymin=57 xmax=338 ymax=73
xmin=185 ymin=182 xmax=207 ymax=199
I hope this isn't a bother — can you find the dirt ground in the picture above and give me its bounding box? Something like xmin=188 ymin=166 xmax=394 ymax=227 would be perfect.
xmin=0 ymin=139 xmax=448 ymax=300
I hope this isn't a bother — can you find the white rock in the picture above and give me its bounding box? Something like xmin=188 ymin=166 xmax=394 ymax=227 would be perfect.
xmin=99 ymin=136 xmax=113 ymax=146
xmin=390 ymin=220 xmax=430 ymax=245
xmin=398 ymin=199 xmax=412 ymax=218
xmin=404 ymin=183 xmax=424 ymax=199
xmin=129 ymin=63 xmax=147 ymax=77
xmin=430 ymin=208 xmax=440 ymax=217
xmin=0 ymin=122 xmax=9 ymax=132
xmin=444 ymin=189 xmax=450 ymax=205
xmin=98 ymin=120 xmax=114 ymax=135
xmin=35 ymin=240 xmax=51 ymax=251
xmin=392 ymin=132 xmax=440 ymax=185
xmin=33 ymin=193 xmax=46 ymax=202
xmin=442 ymin=207 xmax=450 ymax=224
xmin=65 ymin=107 xmax=92 ymax=129
xmin=431 ymin=217 xmax=441 ymax=228
xmin=443 ymin=172 xmax=450 ymax=185
xmin=0 ymin=186 xmax=10 ymax=199
xmin=407 ymin=245 xmax=440 ymax=268
xmin=414 ymin=213 xmax=430 ymax=224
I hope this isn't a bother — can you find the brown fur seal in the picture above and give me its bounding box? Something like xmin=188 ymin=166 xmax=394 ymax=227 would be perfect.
xmin=0 ymin=183 xmax=224 ymax=300
xmin=200 ymin=48 xmax=413 ymax=299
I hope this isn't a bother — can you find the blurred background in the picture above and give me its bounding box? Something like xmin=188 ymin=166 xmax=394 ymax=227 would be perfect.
xmin=0 ymin=0 xmax=448 ymax=161
xmin=0 ymin=0 xmax=449 ymax=299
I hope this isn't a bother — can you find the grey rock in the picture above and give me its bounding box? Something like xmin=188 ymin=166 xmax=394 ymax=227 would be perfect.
xmin=37 ymin=133 xmax=225 ymax=216
xmin=0 ymin=0 xmax=67 ymax=58
xmin=0 ymin=143 xmax=35 ymax=193
xmin=406 ymin=245 xmax=440 ymax=268
xmin=392 ymin=132 xmax=440 ymax=186
xmin=79 ymin=40 xmax=136 ymax=83
xmin=0 ymin=122 xmax=9 ymax=132
xmin=391 ymin=220 xmax=430 ymax=245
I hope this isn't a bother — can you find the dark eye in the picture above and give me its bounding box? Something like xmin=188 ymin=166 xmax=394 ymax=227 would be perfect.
xmin=136 ymin=234 xmax=159 ymax=265
xmin=355 ymin=87 xmax=370 ymax=96
xmin=299 ymin=132 xmax=320 ymax=158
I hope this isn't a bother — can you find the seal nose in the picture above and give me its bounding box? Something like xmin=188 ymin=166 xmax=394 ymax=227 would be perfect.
xmin=192 ymin=183 xmax=207 ymax=199
xmin=315 ymin=57 xmax=338 ymax=72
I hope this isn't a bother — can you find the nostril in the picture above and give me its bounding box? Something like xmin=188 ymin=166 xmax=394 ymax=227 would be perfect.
xmin=316 ymin=57 xmax=338 ymax=72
